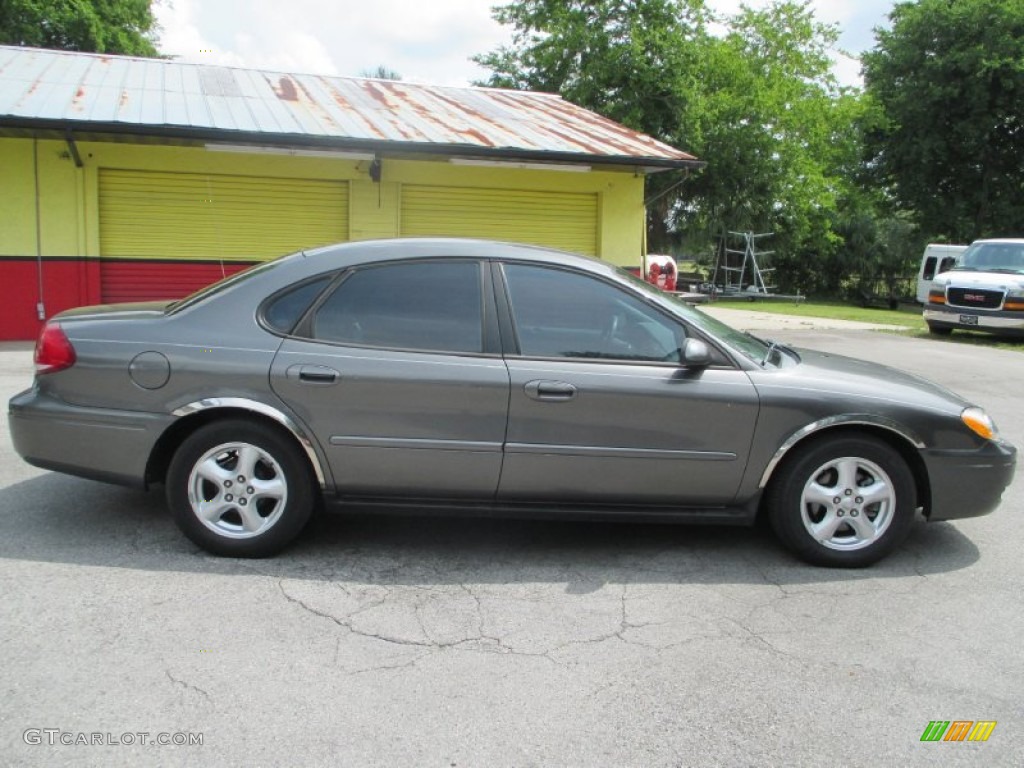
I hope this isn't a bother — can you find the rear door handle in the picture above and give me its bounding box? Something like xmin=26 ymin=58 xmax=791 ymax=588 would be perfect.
xmin=289 ymin=364 xmax=340 ymax=385
xmin=524 ymin=380 xmax=577 ymax=402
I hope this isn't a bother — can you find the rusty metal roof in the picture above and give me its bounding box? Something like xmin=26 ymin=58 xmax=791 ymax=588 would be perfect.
xmin=0 ymin=46 xmax=700 ymax=171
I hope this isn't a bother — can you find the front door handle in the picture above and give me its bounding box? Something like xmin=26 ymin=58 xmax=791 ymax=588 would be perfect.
xmin=288 ymin=364 xmax=340 ymax=385
xmin=524 ymin=380 xmax=577 ymax=402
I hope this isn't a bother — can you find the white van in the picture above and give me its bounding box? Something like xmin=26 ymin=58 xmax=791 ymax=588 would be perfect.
xmin=916 ymin=243 xmax=968 ymax=303
xmin=922 ymin=238 xmax=1024 ymax=336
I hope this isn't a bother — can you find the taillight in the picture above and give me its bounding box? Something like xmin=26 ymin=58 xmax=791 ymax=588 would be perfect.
xmin=34 ymin=321 xmax=77 ymax=374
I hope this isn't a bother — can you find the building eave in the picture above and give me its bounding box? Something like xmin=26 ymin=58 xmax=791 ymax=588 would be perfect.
xmin=0 ymin=117 xmax=704 ymax=173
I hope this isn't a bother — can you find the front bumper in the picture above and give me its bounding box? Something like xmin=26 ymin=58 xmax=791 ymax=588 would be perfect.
xmin=924 ymin=306 xmax=1024 ymax=336
xmin=922 ymin=439 xmax=1017 ymax=521
xmin=9 ymin=388 xmax=173 ymax=487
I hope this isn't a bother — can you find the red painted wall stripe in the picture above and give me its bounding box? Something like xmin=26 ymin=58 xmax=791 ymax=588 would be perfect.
xmin=0 ymin=258 xmax=256 ymax=341
xmin=100 ymin=260 xmax=252 ymax=304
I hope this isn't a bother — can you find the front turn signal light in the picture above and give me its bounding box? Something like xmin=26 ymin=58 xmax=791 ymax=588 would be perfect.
xmin=962 ymin=407 xmax=996 ymax=440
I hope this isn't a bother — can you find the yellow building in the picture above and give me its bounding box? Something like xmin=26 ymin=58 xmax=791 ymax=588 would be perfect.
xmin=0 ymin=46 xmax=700 ymax=340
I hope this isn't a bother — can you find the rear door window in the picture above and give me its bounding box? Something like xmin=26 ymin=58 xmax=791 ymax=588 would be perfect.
xmin=310 ymin=261 xmax=484 ymax=354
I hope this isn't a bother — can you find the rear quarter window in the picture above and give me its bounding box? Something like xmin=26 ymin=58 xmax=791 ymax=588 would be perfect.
xmin=262 ymin=276 xmax=334 ymax=334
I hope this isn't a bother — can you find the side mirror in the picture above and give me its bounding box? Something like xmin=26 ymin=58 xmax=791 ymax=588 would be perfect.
xmin=681 ymin=338 xmax=711 ymax=368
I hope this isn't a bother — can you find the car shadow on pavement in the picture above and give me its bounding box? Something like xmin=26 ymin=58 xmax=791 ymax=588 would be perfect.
xmin=0 ymin=472 xmax=980 ymax=588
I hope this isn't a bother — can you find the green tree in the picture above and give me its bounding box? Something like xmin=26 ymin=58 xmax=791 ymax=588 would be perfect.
xmin=474 ymin=0 xmax=863 ymax=291
xmin=475 ymin=0 xmax=709 ymax=142
xmin=827 ymin=208 xmax=923 ymax=301
xmin=474 ymin=0 xmax=709 ymax=253
xmin=688 ymin=2 xmax=857 ymax=291
xmin=360 ymin=65 xmax=402 ymax=80
xmin=862 ymin=0 xmax=1024 ymax=241
xmin=0 ymin=0 xmax=158 ymax=56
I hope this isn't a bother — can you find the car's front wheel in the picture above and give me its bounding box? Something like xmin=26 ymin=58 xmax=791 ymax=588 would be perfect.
xmin=166 ymin=419 xmax=315 ymax=557
xmin=766 ymin=435 xmax=916 ymax=567
xmin=927 ymin=322 xmax=953 ymax=336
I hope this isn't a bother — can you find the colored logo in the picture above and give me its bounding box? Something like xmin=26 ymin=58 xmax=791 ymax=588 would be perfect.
xmin=920 ymin=721 xmax=996 ymax=742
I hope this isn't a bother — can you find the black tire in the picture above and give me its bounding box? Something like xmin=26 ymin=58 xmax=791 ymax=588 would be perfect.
xmin=927 ymin=323 xmax=953 ymax=336
xmin=766 ymin=435 xmax=916 ymax=567
xmin=166 ymin=419 xmax=315 ymax=557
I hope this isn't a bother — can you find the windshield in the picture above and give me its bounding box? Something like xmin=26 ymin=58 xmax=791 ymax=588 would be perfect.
xmin=953 ymin=242 xmax=1024 ymax=274
xmin=615 ymin=268 xmax=774 ymax=365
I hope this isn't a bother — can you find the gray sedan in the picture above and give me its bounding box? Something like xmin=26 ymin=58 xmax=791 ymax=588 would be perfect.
xmin=8 ymin=239 xmax=1016 ymax=566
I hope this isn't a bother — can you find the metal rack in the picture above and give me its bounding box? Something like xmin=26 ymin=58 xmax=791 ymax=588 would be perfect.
xmin=710 ymin=230 xmax=803 ymax=301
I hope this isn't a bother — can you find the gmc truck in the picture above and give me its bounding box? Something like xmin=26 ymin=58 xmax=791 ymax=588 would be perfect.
xmin=923 ymin=238 xmax=1024 ymax=337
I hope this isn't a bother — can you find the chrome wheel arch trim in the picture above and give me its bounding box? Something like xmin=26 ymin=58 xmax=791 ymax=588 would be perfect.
xmin=758 ymin=415 xmax=926 ymax=489
xmin=172 ymin=397 xmax=327 ymax=487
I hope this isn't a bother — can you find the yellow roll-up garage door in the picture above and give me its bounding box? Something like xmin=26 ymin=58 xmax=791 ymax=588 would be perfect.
xmin=400 ymin=186 xmax=598 ymax=256
xmin=98 ymin=169 xmax=348 ymax=302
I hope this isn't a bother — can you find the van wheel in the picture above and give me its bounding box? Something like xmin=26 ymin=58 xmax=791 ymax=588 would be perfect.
xmin=766 ymin=435 xmax=916 ymax=567
xmin=927 ymin=323 xmax=953 ymax=336
xmin=166 ymin=419 xmax=315 ymax=557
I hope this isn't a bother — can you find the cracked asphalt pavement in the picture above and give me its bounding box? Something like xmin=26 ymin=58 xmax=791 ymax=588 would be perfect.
xmin=1 ymin=330 xmax=1022 ymax=767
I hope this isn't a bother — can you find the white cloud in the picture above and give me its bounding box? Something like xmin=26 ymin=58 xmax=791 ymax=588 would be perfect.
xmin=153 ymin=0 xmax=244 ymax=67
xmin=154 ymin=0 xmax=512 ymax=85
xmin=153 ymin=0 xmax=892 ymax=88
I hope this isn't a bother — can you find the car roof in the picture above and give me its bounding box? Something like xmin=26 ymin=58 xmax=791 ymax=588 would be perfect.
xmin=303 ymin=237 xmax=604 ymax=264
xmin=293 ymin=237 xmax=627 ymax=279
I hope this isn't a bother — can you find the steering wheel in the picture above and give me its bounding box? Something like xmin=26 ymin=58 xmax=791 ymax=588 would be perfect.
xmin=600 ymin=312 xmax=622 ymax=344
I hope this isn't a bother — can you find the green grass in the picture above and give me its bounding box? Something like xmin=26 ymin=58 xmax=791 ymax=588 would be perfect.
xmin=900 ymin=328 xmax=1024 ymax=351
xmin=710 ymin=298 xmax=1024 ymax=351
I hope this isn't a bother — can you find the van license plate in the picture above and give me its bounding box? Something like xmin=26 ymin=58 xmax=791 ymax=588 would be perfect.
xmin=960 ymin=314 xmax=979 ymax=326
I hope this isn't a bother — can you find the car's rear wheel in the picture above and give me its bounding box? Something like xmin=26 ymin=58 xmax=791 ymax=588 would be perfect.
xmin=766 ymin=435 xmax=916 ymax=567
xmin=166 ymin=419 xmax=315 ymax=557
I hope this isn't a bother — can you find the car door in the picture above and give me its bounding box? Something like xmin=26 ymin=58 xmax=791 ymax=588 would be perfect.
xmin=270 ymin=259 xmax=509 ymax=498
xmin=495 ymin=262 xmax=759 ymax=506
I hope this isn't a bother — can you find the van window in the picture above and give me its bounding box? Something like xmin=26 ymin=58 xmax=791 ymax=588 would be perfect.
xmin=922 ymin=257 xmax=937 ymax=280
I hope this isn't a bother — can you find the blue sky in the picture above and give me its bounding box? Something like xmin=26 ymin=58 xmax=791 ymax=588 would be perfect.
xmin=153 ymin=0 xmax=896 ymax=87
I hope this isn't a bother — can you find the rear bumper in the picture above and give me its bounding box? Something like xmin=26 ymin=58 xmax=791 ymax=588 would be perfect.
xmin=8 ymin=388 xmax=172 ymax=487
xmin=924 ymin=306 xmax=1024 ymax=336
xmin=922 ymin=439 xmax=1017 ymax=521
